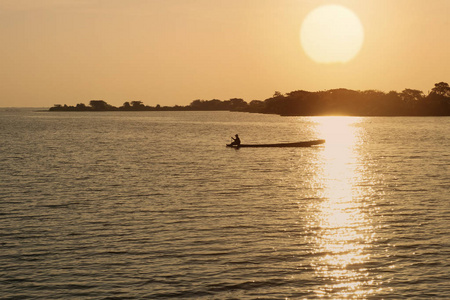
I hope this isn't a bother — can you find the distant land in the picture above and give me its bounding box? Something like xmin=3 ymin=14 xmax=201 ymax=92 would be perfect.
xmin=50 ymin=82 xmax=450 ymax=116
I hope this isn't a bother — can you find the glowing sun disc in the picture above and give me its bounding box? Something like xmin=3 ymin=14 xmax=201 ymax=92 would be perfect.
xmin=300 ymin=5 xmax=364 ymax=64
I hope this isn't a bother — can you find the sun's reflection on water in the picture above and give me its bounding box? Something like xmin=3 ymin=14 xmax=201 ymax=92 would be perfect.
xmin=306 ymin=117 xmax=378 ymax=298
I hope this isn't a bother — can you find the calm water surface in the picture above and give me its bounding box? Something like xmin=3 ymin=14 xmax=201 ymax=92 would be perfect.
xmin=1 ymin=110 xmax=449 ymax=299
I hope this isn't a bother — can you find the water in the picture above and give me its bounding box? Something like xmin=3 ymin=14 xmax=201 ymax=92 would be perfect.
xmin=1 ymin=110 xmax=449 ymax=299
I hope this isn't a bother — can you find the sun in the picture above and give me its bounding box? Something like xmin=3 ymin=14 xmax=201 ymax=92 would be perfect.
xmin=300 ymin=5 xmax=364 ymax=64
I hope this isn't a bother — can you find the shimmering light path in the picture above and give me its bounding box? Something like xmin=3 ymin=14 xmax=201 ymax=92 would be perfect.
xmin=306 ymin=117 xmax=380 ymax=297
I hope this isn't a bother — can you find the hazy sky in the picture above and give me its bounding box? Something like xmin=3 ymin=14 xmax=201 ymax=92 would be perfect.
xmin=1 ymin=0 xmax=449 ymax=107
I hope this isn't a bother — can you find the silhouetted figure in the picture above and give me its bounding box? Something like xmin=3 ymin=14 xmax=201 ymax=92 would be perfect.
xmin=230 ymin=134 xmax=241 ymax=146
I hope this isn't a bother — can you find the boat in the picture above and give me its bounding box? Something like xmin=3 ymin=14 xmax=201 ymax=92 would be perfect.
xmin=226 ymin=139 xmax=325 ymax=148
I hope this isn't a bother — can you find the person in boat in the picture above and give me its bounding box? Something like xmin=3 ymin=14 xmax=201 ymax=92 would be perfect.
xmin=230 ymin=134 xmax=241 ymax=146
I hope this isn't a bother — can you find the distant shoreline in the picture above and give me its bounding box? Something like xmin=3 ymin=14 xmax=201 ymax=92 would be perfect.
xmin=49 ymin=82 xmax=450 ymax=116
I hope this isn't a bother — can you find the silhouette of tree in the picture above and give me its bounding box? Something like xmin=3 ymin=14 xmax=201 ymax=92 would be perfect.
xmin=189 ymin=99 xmax=203 ymax=110
xmin=401 ymin=89 xmax=424 ymax=102
xmin=76 ymin=103 xmax=87 ymax=110
xmin=382 ymin=91 xmax=403 ymax=115
xmin=229 ymin=98 xmax=248 ymax=111
xmin=131 ymin=101 xmax=144 ymax=110
xmin=248 ymin=100 xmax=265 ymax=112
xmin=273 ymin=91 xmax=284 ymax=98
xmin=89 ymin=100 xmax=113 ymax=111
xmin=122 ymin=102 xmax=131 ymax=110
xmin=431 ymin=82 xmax=450 ymax=97
xmin=208 ymin=99 xmax=225 ymax=110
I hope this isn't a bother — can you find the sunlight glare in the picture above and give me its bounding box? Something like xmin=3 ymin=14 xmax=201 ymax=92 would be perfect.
xmin=300 ymin=5 xmax=364 ymax=63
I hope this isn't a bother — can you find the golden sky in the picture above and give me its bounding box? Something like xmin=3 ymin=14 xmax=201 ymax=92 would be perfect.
xmin=1 ymin=0 xmax=449 ymax=107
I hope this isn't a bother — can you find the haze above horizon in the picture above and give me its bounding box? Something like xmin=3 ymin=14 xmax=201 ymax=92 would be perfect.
xmin=1 ymin=0 xmax=449 ymax=108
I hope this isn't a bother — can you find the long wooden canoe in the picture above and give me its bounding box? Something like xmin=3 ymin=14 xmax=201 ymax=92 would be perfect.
xmin=226 ymin=139 xmax=325 ymax=148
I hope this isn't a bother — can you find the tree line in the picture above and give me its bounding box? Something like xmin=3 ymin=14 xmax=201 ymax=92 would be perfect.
xmin=49 ymin=100 xmax=187 ymax=112
xmin=49 ymin=82 xmax=450 ymax=116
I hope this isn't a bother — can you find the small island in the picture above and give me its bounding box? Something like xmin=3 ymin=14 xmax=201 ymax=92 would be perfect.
xmin=50 ymin=82 xmax=450 ymax=116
